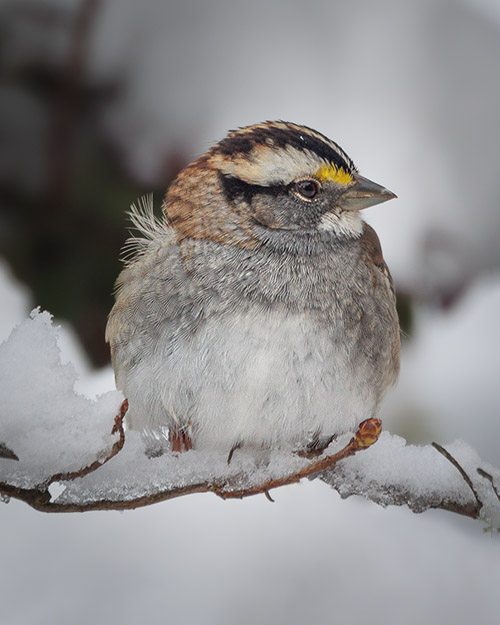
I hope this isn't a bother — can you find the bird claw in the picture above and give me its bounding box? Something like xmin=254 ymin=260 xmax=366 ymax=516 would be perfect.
xmin=227 ymin=442 xmax=242 ymax=465
xmin=296 ymin=434 xmax=336 ymax=458
xmin=169 ymin=429 xmax=193 ymax=452
xmin=264 ymin=490 xmax=275 ymax=502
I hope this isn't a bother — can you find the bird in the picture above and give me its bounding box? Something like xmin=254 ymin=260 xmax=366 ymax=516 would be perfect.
xmin=106 ymin=121 xmax=400 ymax=457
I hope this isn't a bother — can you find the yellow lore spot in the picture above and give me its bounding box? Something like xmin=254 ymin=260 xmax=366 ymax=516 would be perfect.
xmin=315 ymin=163 xmax=353 ymax=185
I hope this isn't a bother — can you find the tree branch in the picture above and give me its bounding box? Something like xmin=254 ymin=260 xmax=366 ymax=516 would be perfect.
xmin=0 ymin=403 xmax=126 ymax=510
xmin=1 ymin=403 xmax=499 ymax=531
xmin=0 ymin=418 xmax=381 ymax=512
xmin=431 ymin=441 xmax=482 ymax=511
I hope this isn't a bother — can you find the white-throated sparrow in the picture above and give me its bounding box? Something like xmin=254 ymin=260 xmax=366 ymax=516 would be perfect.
xmin=106 ymin=121 xmax=400 ymax=455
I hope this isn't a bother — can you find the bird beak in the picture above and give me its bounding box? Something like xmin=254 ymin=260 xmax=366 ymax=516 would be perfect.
xmin=339 ymin=174 xmax=397 ymax=211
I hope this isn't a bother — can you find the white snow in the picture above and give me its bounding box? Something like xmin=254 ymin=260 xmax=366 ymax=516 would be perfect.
xmin=53 ymin=430 xmax=310 ymax=505
xmin=0 ymin=309 xmax=123 ymax=489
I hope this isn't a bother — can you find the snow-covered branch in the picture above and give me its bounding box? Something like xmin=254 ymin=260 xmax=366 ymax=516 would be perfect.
xmin=1 ymin=310 xmax=499 ymax=530
xmin=322 ymin=437 xmax=500 ymax=526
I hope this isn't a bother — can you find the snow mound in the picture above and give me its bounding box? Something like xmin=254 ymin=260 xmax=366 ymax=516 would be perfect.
xmin=0 ymin=309 xmax=123 ymax=489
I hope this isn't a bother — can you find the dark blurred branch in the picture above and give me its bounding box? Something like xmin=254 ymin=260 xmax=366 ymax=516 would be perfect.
xmin=0 ymin=0 xmax=183 ymax=366
xmin=44 ymin=0 xmax=100 ymax=209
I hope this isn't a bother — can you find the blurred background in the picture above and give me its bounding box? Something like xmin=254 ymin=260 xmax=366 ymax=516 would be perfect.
xmin=1 ymin=1 xmax=499 ymax=623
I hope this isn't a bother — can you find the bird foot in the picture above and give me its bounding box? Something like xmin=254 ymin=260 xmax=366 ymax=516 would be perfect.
xmin=227 ymin=442 xmax=242 ymax=465
xmin=215 ymin=419 xmax=383 ymax=500
xmin=169 ymin=429 xmax=193 ymax=452
xmin=296 ymin=434 xmax=336 ymax=459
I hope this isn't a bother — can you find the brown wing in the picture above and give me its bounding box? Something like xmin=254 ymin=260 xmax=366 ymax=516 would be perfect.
xmin=360 ymin=223 xmax=395 ymax=295
xmin=361 ymin=222 xmax=401 ymax=383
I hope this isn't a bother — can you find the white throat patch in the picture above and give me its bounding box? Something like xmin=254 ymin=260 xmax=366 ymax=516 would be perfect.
xmin=318 ymin=210 xmax=363 ymax=238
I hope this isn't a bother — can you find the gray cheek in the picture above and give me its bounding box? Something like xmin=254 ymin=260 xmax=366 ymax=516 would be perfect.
xmin=251 ymin=195 xmax=324 ymax=230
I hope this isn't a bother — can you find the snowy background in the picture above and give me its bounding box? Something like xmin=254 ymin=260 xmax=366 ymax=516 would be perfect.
xmin=1 ymin=0 xmax=500 ymax=624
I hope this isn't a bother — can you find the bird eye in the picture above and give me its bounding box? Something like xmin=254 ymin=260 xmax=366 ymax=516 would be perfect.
xmin=294 ymin=179 xmax=320 ymax=200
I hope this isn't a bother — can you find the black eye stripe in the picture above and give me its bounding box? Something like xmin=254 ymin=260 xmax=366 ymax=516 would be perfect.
xmin=220 ymin=172 xmax=325 ymax=206
xmin=220 ymin=173 xmax=284 ymax=203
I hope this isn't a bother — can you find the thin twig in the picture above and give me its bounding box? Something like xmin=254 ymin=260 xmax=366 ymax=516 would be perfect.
xmin=432 ymin=442 xmax=482 ymax=511
xmin=477 ymin=468 xmax=500 ymax=503
xmin=0 ymin=400 xmax=126 ymax=510
xmin=48 ymin=401 xmax=126 ymax=484
xmin=213 ymin=429 xmax=373 ymax=500
xmin=0 ymin=443 xmax=19 ymax=461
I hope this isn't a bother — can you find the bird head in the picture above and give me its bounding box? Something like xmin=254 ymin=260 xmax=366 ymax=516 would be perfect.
xmin=164 ymin=121 xmax=396 ymax=251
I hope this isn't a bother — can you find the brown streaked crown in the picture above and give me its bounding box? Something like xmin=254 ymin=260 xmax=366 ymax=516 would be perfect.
xmin=208 ymin=121 xmax=357 ymax=186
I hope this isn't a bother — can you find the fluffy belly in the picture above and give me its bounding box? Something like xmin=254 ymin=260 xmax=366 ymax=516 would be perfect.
xmin=126 ymin=311 xmax=376 ymax=450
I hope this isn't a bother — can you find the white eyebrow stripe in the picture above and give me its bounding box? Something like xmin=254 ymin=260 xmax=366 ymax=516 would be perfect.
xmin=212 ymin=146 xmax=331 ymax=186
